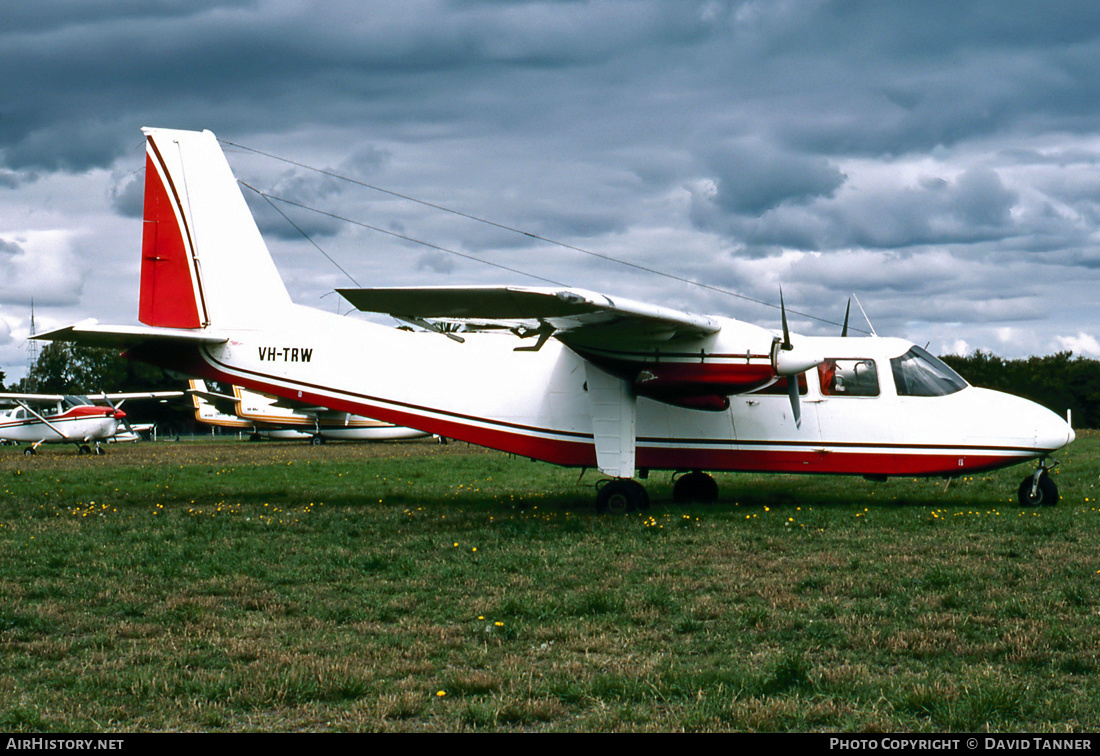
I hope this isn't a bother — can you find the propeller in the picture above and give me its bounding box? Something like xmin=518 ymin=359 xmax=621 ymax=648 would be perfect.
xmin=98 ymin=392 xmax=134 ymax=437
xmin=841 ymin=298 xmax=851 ymax=337
xmin=771 ymin=289 xmax=826 ymax=430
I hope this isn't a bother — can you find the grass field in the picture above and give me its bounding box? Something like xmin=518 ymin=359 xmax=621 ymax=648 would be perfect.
xmin=1 ymin=434 xmax=1098 ymax=732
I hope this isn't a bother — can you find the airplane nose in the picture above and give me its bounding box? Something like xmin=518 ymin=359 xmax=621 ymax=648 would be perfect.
xmin=112 ymin=409 xmax=127 ymax=420
xmin=971 ymin=388 xmax=1075 ymax=454
xmin=1034 ymin=405 xmax=1074 ymax=452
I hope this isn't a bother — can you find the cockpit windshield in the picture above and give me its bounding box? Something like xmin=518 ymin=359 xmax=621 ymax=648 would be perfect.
xmin=63 ymin=395 xmax=93 ymax=407
xmin=890 ymin=346 xmax=968 ymax=397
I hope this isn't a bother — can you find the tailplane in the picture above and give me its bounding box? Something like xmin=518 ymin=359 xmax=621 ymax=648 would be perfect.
xmin=140 ymin=128 xmax=292 ymax=329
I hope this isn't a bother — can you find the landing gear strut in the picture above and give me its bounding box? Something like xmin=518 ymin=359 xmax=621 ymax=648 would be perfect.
xmin=672 ymin=470 xmax=719 ymax=504
xmin=1018 ymin=459 xmax=1059 ymax=507
xmin=595 ymin=479 xmax=649 ymax=514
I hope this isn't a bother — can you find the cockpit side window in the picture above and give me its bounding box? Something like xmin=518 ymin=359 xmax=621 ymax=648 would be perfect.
xmin=891 ymin=346 xmax=968 ymax=397
xmin=818 ymin=359 xmax=879 ymax=397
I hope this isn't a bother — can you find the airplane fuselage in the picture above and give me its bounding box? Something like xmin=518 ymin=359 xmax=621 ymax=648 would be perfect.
xmin=0 ymin=406 xmax=121 ymax=445
xmin=134 ymin=303 xmax=1072 ymax=480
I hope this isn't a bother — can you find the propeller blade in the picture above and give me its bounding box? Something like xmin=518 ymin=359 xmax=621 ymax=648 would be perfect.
xmin=780 ymin=288 xmax=792 ymax=351
xmin=100 ymin=390 xmax=135 ymax=436
xmin=841 ymin=298 xmax=851 ymax=337
xmin=787 ymin=375 xmax=802 ymax=429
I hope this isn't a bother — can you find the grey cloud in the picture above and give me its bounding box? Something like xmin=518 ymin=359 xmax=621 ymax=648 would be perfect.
xmin=109 ymin=170 xmax=145 ymax=218
xmin=734 ymin=166 xmax=1020 ymax=252
xmin=702 ymin=140 xmax=846 ymax=216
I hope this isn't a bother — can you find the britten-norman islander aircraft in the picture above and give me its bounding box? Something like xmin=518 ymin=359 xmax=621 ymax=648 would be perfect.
xmin=39 ymin=128 xmax=1074 ymax=510
xmin=188 ymin=379 xmax=429 ymax=443
xmin=0 ymin=391 xmax=182 ymax=455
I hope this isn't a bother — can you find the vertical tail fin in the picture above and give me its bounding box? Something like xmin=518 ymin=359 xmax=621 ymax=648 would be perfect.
xmin=140 ymin=128 xmax=292 ymax=329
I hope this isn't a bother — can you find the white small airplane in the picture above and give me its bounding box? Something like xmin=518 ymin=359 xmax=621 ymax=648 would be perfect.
xmin=188 ymin=379 xmax=429 ymax=443
xmin=39 ymin=128 xmax=1074 ymax=509
xmin=0 ymin=391 xmax=182 ymax=455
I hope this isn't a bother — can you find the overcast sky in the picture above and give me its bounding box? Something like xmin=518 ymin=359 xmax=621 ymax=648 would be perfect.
xmin=3 ymin=0 xmax=1100 ymax=383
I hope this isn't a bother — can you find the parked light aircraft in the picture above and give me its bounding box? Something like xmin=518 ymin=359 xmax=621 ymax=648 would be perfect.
xmin=0 ymin=391 xmax=182 ymax=455
xmin=188 ymin=379 xmax=429 ymax=443
xmin=38 ymin=128 xmax=1074 ymax=509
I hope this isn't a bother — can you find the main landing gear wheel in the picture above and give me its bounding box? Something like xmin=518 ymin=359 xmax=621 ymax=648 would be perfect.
xmin=595 ymin=479 xmax=649 ymax=514
xmin=310 ymin=435 xmax=325 ymax=446
xmin=672 ymin=470 xmax=719 ymax=504
xmin=79 ymin=445 xmax=92 ymax=455
xmin=23 ymin=447 xmax=34 ymax=457
xmin=1018 ymin=470 xmax=1058 ymax=507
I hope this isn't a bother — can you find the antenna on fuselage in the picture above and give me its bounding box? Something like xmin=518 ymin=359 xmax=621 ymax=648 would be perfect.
xmin=852 ymin=295 xmax=877 ymax=337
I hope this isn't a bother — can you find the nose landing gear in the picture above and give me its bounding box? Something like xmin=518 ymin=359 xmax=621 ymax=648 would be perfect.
xmin=1018 ymin=459 xmax=1059 ymax=507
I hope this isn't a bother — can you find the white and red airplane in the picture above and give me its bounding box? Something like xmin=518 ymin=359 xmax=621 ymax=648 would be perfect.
xmin=0 ymin=391 xmax=182 ymax=455
xmin=39 ymin=128 xmax=1074 ymax=509
xmin=188 ymin=379 xmax=429 ymax=443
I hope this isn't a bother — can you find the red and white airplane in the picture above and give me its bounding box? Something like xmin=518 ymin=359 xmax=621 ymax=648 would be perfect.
xmin=0 ymin=391 xmax=182 ymax=455
xmin=188 ymin=379 xmax=429 ymax=443
xmin=40 ymin=128 xmax=1074 ymax=508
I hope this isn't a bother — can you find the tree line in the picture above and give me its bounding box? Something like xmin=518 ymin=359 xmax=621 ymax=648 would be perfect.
xmin=5 ymin=343 xmax=1099 ymax=429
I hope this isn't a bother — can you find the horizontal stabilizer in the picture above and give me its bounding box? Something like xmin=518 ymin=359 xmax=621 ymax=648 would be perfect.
xmin=35 ymin=320 xmax=229 ymax=348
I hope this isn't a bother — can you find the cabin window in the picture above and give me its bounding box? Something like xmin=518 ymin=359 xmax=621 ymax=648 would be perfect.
xmin=891 ymin=346 xmax=968 ymax=397
xmin=818 ymin=359 xmax=879 ymax=397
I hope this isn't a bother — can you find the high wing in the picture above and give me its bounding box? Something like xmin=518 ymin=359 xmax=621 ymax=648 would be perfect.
xmin=0 ymin=393 xmax=73 ymax=406
xmin=87 ymin=392 xmax=184 ymax=403
xmin=0 ymin=391 xmax=182 ymax=406
xmin=337 ymin=286 xmax=720 ymax=350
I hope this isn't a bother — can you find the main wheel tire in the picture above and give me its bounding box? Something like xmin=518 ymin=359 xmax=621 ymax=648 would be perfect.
xmin=1018 ymin=472 xmax=1058 ymax=507
xmin=672 ymin=471 xmax=719 ymax=504
xmin=310 ymin=435 xmax=325 ymax=446
xmin=596 ymin=479 xmax=649 ymax=514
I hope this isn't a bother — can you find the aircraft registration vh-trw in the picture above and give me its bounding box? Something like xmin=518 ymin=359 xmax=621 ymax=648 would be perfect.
xmin=39 ymin=128 xmax=1074 ymax=511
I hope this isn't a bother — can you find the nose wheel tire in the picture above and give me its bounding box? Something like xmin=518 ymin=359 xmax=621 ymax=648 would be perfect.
xmin=1018 ymin=471 xmax=1058 ymax=507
